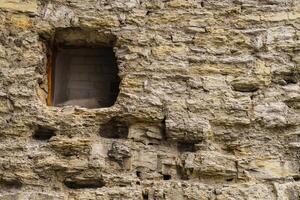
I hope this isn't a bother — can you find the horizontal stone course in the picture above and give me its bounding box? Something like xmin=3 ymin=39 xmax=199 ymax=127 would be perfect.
xmin=0 ymin=0 xmax=37 ymax=13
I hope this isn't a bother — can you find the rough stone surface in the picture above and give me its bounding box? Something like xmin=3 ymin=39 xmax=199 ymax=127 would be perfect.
xmin=0 ymin=0 xmax=300 ymax=199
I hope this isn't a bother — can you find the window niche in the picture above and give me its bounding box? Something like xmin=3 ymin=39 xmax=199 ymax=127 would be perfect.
xmin=47 ymin=28 xmax=120 ymax=109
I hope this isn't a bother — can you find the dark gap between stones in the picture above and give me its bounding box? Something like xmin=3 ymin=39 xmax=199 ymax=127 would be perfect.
xmin=177 ymin=142 xmax=197 ymax=152
xmin=136 ymin=171 xmax=141 ymax=178
xmin=163 ymin=174 xmax=171 ymax=180
xmin=283 ymin=75 xmax=298 ymax=84
xmin=33 ymin=127 xmax=56 ymax=141
xmin=0 ymin=179 xmax=22 ymax=189
xmin=64 ymin=179 xmax=105 ymax=189
xmin=226 ymin=178 xmax=234 ymax=182
xmin=176 ymin=166 xmax=191 ymax=180
xmin=142 ymin=192 xmax=149 ymax=200
xmin=293 ymin=175 xmax=300 ymax=181
xmin=99 ymin=118 xmax=128 ymax=139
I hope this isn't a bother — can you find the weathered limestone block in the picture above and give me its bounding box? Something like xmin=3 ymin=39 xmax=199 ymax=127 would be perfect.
xmin=78 ymin=15 xmax=120 ymax=28
xmin=157 ymin=152 xmax=179 ymax=179
xmin=0 ymin=193 xmax=25 ymax=200
xmin=143 ymin=182 xmax=216 ymax=200
xmin=35 ymin=156 xmax=89 ymax=174
xmin=215 ymin=183 xmax=276 ymax=200
xmin=230 ymin=77 xmax=260 ymax=92
xmin=49 ymin=137 xmax=91 ymax=156
xmin=107 ymin=142 xmax=131 ymax=166
xmin=293 ymin=54 xmax=300 ymax=67
xmin=182 ymin=183 xmax=214 ymax=200
xmin=90 ymin=142 xmax=107 ymax=161
xmin=266 ymin=26 xmax=296 ymax=45
xmin=0 ymin=190 xmax=113 ymax=200
xmin=0 ymin=97 xmax=12 ymax=113
xmin=0 ymin=0 xmax=37 ymax=13
xmin=201 ymin=75 xmax=231 ymax=91
xmin=274 ymin=182 xmax=300 ymax=200
xmin=151 ymin=44 xmax=188 ymax=60
xmin=166 ymin=0 xmax=198 ymax=8
xmin=284 ymin=95 xmax=300 ymax=110
xmin=129 ymin=123 xmax=163 ymax=144
xmin=43 ymin=3 xmax=75 ymax=26
xmin=254 ymin=102 xmax=300 ymax=128
xmin=165 ymin=101 xmax=211 ymax=142
xmin=28 ymin=193 xmax=65 ymax=200
xmin=182 ymin=151 xmax=237 ymax=179
xmin=132 ymin=149 xmax=158 ymax=171
xmin=110 ymin=0 xmax=140 ymax=10
xmin=9 ymin=14 xmax=32 ymax=30
xmin=189 ymin=63 xmax=245 ymax=76
xmin=194 ymin=28 xmax=252 ymax=54
xmin=67 ymin=187 xmax=142 ymax=200
xmin=239 ymin=159 xmax=298 ymax=180
xmin=261 ymin=12 xmax=289 ymax=22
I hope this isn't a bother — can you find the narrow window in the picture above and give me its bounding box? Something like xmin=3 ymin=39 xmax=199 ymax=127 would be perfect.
xmin=46 ymin=29 xmax=120 ymax=109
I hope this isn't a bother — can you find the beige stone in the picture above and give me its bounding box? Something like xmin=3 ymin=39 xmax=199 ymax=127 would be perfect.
xmin=0 ymin=0 xmax=37 ymax=13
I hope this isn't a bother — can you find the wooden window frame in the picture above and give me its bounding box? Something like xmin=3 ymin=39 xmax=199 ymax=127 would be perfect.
xmin=46 ymin=48 xmax=55 ymax=106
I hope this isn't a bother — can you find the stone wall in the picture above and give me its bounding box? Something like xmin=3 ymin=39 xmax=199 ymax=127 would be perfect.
xmin=0 ymin=0 xmax=299 ymax=199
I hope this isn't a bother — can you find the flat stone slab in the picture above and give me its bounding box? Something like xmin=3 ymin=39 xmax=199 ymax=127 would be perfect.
xmin=0 ymin=0 xmax=37 ymax=13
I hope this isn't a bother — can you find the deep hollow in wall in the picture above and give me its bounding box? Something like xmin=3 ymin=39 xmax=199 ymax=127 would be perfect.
xmin=64 ymin=178 xmax=105 ymax=189
xmin=99 ymin=118 xmax=129 ymax=139
xmin=0 ymin=178 xmax=22 ymax=189
xmin=33 ymin=126 xmax=56 ymax=141
xmin=45 ymin=28 xmax=120 ymax=109
xmin=177 ymin=142 xmax=197 ymax=152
